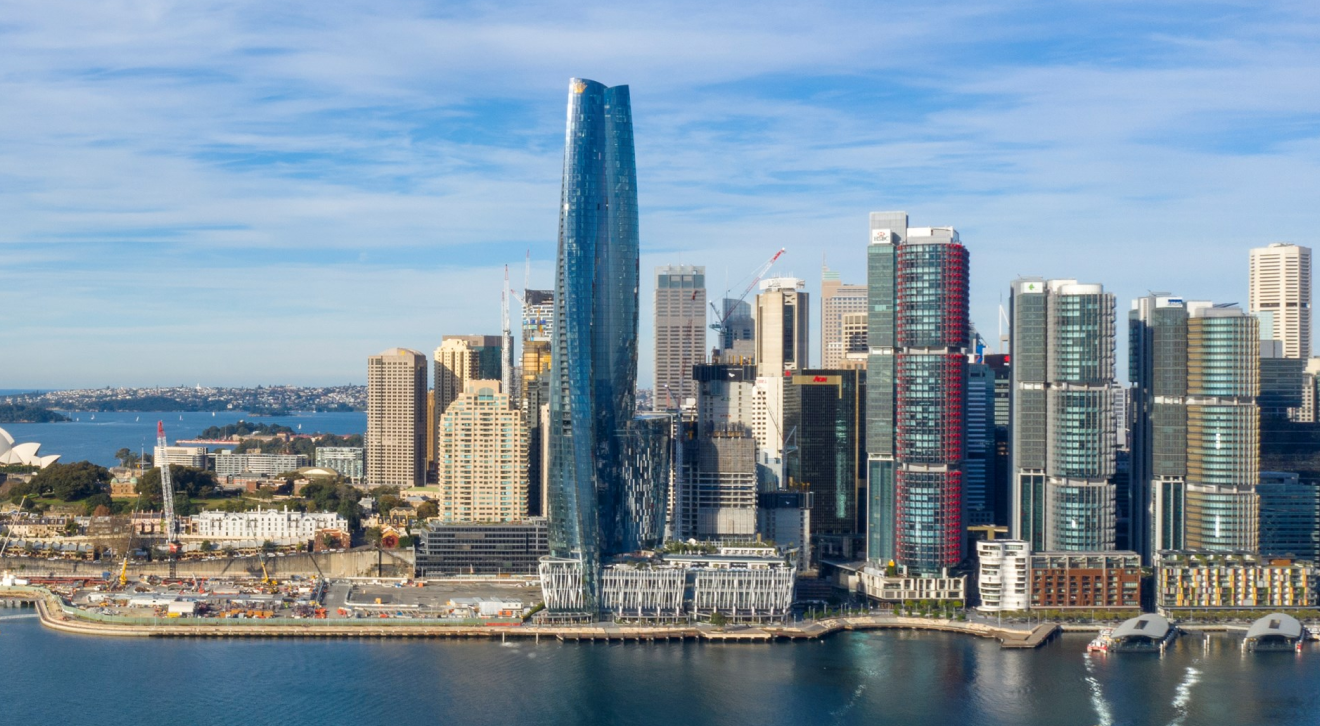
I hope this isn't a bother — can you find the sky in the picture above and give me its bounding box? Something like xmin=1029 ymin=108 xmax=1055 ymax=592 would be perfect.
xmin=1 ymin=0 xmax=1318 ymax=389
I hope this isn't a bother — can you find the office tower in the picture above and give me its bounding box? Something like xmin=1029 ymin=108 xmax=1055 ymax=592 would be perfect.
xmin=366 ymin=348 xmax=428 ymax=488
xmin=546 ymin=78 xmax=669 ymax=607
xmin=1184 ymin=305 xmax=1260 ymax=550
xmin=985 ymin=353 xmax=1013 ymax=525
xmin=655 ymin=265 xmax=707 ymax=410
xmin=1298 ymin=357 xmax=1320 ymax=422
xmin=866 ymin=213 xmax=970 ymax=575
xmin=1258 ymin=471 xmax=1320 ymax=561
xmin=751 ymin=374 xmax=787 ymax=488
xmin=674 ymin=431 xmax=757 ymax=540
xmin=822 ymin=266 xmax=867 ymax=368
xmin=426 ymin=391 xmax=437 ymax=473
xmin=1259 ymin=348 xmax=1306 ymax=418
xmin=785 ymin=369 xmax=866 ymax=559
xmin=719 ymin=298 xmax=756 ymax=360
xmin=521 ymin=290 xmax=554 ymax=517
xmin=755 ymin=277 xmax=810 ymax=377
xmin=692 ymin=361 xmax=758 ymax=436
xmin=436 ymin=380 xmax=528 ymax=522
xmin=1249 ymin=243 xmax=1312 ymax=360
xmin=1010 ymin=279 xmax=1118 ymax=552
xmin=758 ymin=491 xmax=812 ymax=569
xmin=966 ymin=363 xmax=996 ymax=526
xmin=1131 ymin=296 xmax=1261 ymax=558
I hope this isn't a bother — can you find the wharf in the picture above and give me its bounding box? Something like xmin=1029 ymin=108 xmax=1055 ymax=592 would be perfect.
xmin=3 ymin=587 xmax=1059 ymax=648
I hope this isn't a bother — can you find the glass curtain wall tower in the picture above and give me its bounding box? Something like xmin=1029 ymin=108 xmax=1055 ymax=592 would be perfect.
xmin=867 ymin=213 xmax=970 ymax=574
xmin=546 ymin=78 xmax=641 ymax=608
xmin=1010 ymin=279 xmax=1118 ymax=552
xmin=1131 ymin=296 xmax=1261 ymax=559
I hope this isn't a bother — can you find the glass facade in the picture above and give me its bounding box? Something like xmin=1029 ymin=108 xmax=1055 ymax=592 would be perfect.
xmin=1012 ymin=280 xmax=1117 ymax=552
xmin=865 ymin=215 xmax=969 ymax=574
xmin=785 ymin=371 xmax=864 ymax=536
xmin=546 ymin=78 xmax=641 ymax=608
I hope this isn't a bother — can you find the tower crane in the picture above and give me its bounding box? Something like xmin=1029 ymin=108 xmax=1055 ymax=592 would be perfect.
xmin=156 ymin=421 xmax=179 ymax=579
xmin=708 ymin=248 xmax=786 ymax=350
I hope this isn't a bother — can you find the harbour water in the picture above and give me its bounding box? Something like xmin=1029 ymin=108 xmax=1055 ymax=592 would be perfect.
xmin=1 ymin=620 xmax=1317 ymax=725
xmin=1 ymin=410 xmax=366 ymax=467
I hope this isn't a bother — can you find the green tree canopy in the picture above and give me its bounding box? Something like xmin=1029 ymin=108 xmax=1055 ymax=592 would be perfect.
xmin=27 ymin=461 xmax=111 ymax=501
xmin=136 ymin=465 xmax=221 ymax=504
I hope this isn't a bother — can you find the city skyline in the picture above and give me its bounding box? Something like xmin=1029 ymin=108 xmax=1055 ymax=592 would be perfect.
xmin=3 ymin=2 xmax=1318 ymax=389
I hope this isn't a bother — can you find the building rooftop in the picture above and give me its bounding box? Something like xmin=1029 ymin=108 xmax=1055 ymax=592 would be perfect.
xmin=1112 ymin=614 xmax=1171 ymax=642
xmin=1245 ymin=613 xmax=1303 ymax=643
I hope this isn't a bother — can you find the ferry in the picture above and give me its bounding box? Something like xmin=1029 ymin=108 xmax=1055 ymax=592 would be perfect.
xmin=1087 ymin=628 xmax=1114 ymax=653
xmin=1243 ymin=612 xmax=1308 ymax=653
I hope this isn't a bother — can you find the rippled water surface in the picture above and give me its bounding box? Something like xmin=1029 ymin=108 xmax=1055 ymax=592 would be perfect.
xmin=3 ymin=620 xmax=1318 ymax=725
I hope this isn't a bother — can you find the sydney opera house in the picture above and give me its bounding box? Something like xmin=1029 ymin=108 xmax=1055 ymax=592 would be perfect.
xmin=0 ymin=427 xmax=60 ymax=468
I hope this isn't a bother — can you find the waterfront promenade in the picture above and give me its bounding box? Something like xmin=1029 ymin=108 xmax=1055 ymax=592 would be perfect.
xmin=1 ymin=585 xmax=1058 ymax=647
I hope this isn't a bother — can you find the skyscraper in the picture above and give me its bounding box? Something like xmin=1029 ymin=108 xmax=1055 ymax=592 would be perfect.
xmin=521 ymin=289 xmax=554 ymax=516
xmin=435 ymin=335 xmax=503 ymax=416
xmin=654 ymin=265 xmax=706 ymax=410
xmin=437 ymin=380 xmax=528 ymax=523
xmin=546 ymin=78 xmax=668 ymax=608
xmin=785 ymin=369 xmax=866 ymax=559
xmin=866 ymin=213 xmax=970 ymax=575
xmin=821 ymin=266 xmax=867 ymax=368
xmin=366 ymin=348 xmax=427 ymax=488
xmin=1010 ymin=279 xmax=1118 ymax=552
xmin=1249 ymin=243 xmax=1312 ymax=360
xmin=1130 ymin=296 xmax=1261 ymax=558
xmin=755 ymin=277 xmax=810 ymax=377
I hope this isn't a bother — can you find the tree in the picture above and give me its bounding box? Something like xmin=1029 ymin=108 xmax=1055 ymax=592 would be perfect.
xmin=114 ymin=448 xmax=133 ymax=467
xmin=136 ymin=465 xmax=221 ymax=502
xmin=364 ymin=527 xmax=383 ymax=546
xmin=261 ymin=540 xmax=276 ymax=554
xmin=709 ymin=612 xmax=729 ymax=627
xmin=82 ymin=492 xmax=114 ymax=516
xmin=200 ymin=540 xmax=215 ymax=553
xmin=415 ymin=501 xmax=438 ymax=520
xmin=28 ymin=461 xmax=111 ymax=501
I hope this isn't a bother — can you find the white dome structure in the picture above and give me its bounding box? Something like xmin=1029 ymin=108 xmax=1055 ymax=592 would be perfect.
xmin=0 ymin=427 xmax=60 ymax=468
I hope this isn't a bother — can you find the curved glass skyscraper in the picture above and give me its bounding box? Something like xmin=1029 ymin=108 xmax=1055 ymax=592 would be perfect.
xmin=546 ymin=78 xmax=641 ymax=607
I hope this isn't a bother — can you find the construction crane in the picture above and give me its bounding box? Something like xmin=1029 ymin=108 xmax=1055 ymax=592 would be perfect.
xmin=708 ymin=248 xmax=786 ymax=347
xmin=156 ymin=421 xmax=179 ymax=579
xmin=0 ymin=495 xmax=28 ymax=559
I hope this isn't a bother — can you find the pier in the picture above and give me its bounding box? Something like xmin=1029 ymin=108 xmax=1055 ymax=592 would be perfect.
xmin=5 ymin=585 xmax=1064 ymax=648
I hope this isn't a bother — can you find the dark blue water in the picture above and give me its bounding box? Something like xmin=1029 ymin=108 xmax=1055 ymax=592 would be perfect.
xmin=1 ymin=411 xmax=366 ymax=467
xmin=1 ymin=619 xmax=1317 ymax=725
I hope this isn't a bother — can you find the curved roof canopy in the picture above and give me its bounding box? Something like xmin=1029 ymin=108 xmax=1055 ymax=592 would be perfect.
xmin=0 ymin=427 xmax=60 ymax=468
xmin=1112 ymin=613 xmax=1171 ymax=641
xmin=1245 ymin=613 xmax=1303 ymax=642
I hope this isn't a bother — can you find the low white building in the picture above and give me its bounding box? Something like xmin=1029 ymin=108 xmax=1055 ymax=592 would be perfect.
xmin=976 ymin=540 xmax=1030 ymax=612
xmin=154 ymin=445 xmax=209 ymax=469
xmin=214 ymin=451 xmax=308 ymax=477
xmin=189 ymin=507 xmax=347 ymax=545
xmin=856 ymin=565 xmax=967 ymax=603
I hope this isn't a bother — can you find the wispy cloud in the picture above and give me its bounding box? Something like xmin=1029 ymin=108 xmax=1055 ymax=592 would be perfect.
xmin=1 ymin=0 xmax=1317 ymax=386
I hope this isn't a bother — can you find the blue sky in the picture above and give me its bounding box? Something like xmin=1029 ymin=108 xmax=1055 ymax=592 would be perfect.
xmin=1 ymin=0 xmax=1317 ymax=388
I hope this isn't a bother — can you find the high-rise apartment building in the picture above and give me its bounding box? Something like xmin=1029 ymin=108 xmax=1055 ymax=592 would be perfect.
xmin=436 ymin=380 xmax=528 ymax=523
xmin=655 ymin=265 xmax=707 ymax=410
xmin=434 ymin=336 xmax=502 ymax=414
xmin=1249 ymin=243 xmax=1312 ymax=360
xmin=546 ymin=78 xmax=669 ymax=608
xmin=1130 ymin=296 xmax=1261 ymax=559
xmin=866 ymin=213 xmax=970 ymax=575
xmin=822 ymin=266 xmax=867 ymax=368
xmin=755 ymin=277 xmax=810 ymax=377
xmin=366 ymin=348 xmax=427 ymax=488
xmin=1010 ymin=279 xmax=1118 ymax=552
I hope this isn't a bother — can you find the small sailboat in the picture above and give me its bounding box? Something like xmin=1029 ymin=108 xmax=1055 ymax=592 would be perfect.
xmin=90 ymin=414 xmax=95 ymax=421
xmin=212 ymin=412 xmax=216 ymax=417
xmin=135 ymin=416 xmax=140 ymax=422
